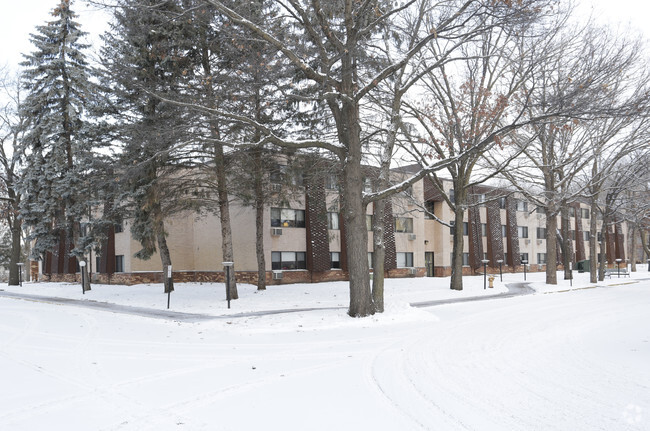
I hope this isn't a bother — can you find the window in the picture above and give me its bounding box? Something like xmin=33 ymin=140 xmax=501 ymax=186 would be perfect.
xmin=270 ymin=164 xmax=285 ymax=184
xmin=502 ymin=225 xmax=508 ymax=237
xmin=397 ymin=252 xmax=414 ymax=268
xmin=325 ymin=174 xmax=338 ymax=190
xmin=569 ymin=207 xmax=575 ymax=217
xmin=450 ymin=221 xmax=468 ymax=236
xmin=368 ymin=252 xmax=373 ymax=269
xmin=366 ymin=215 xmax=374 ymax=231
xmin=504 ymin=252 xmax=509 ymax=264
xmin=477 ymin=194 xmax=486 ymax=205
xmin=499 ymin=197 xmax=507 ymax=209
xmin=424 ymin=201 xmax=435 ymax=219
xmin=394 ymin=217 xmax=413 ymax=233
xmin=450 ymin=221 xmax=455 ymax=235
xmin=516 ymin=201 xmax=528 ymax=212
xmin=537 ymin=253 xmax=547 ymax=264
xmin=95 ymin=256 xmax=101 ymax=272
xmin=463 ymin=222 xmax=469 ymax=236
xmin=449 ymin=189 xmax=455 ymax=204
xmin=570 ymin=230 xmax=576 ymax=240
xmin=271 ymin=251 xmax=306 ymax=270
xmin=115 ymin=255 xmax=124 ymax=273
xmin=597 ymin=232 xmax=602 ymax=242
xmin=536 ymin=227 xmax=547 ymax=239
xmin=518 ymin=226 xmax=528 ymax=238
xmin=114 ymin=221 xmax=123 ymax=233
xmin=363 ymin=177 xmax=373 ymax=193
xmin=536 ymin=206 xmax=546 ymax=214
xmin=330 ymin=252 xmax=341 ymax=269
xmin=327 ymin=212 xmax=339 ymax=230
xmin=481 ymin=223 xmax=487 ymax=237
xmin=271 ymin=208 xmax=305 ymax=228
xmin=520 ymin=253 xmax=529 ymax=263
xmin=581 ymin=208 xmax=590 ymax=219
xmin=583 ymin=231 xmax=590 ymax=241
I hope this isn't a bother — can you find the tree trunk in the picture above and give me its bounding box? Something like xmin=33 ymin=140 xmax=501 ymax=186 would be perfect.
xmin=215 ymin=142 xmax=238 ymax=300
xmin=156 ymin=227 xmax=174 ymax=294
xmin=8 ymin=226 xmax=21 ymax=286
xmin=372 ymin=199 xmax=386 ymax=312
xmin=589 ymin=198 xmax=599 ymax=283
xmin=629 ymin=224 xmax=637 ymax=272
xmin=254 ymin=149 xmax=266 ymax=290
xmin=450 ymin=186 xmax=466 ymax=291
xmin=561 ymin=206 xmax=572 ymax=279
xmin=545 ymin=209 xmax=558 ymax=285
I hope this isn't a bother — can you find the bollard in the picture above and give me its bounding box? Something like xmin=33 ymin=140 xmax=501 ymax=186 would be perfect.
xmin=488 ymin=276 xmax=495 ymax=288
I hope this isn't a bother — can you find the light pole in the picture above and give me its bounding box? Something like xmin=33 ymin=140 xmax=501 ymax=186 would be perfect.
xmin=17 ymin=262 xmax=24 ymax=287
xmin=481 ymin=259 xmax=489 ymax=290
xmin=79 ymin=261 xmax=86 ymax=294
xmin=615 ymin=258 xmax=622 ymax=278
xmin=223 ymin=261 xmax=233 ymax=309
xmin=522 ymin=260 xmax=528 ymax=281
xmin=496 ymin=259 xmax=503 ymax=282
xmin=647 ymin=258 xmax=650 ymax=272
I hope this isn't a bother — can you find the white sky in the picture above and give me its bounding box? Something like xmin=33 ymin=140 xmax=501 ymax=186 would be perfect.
xmin=0 ymin=0 xmax=648 ymax=75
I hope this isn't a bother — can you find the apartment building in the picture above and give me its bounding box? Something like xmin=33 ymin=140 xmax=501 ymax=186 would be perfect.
xmin=37 ymin=165 xmax=632 ymax=285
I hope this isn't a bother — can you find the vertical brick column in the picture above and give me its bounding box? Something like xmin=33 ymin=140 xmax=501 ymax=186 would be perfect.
xmin=305 ymin=177 xmax=331 ymax=273
xmin=575 ymin=205 xmax=586 ymax=261
xmin=486 ymin=200 xmax=504 ymax=267
xmin=606 ymin=224 xmax=616 ymax=263
xmin=467 ymin=195 xmax=483 ymax=270
xmin=615 ymin=222 xmax=625 ymax=261
xmin=505 ymin=198 xmax=520 ymax=267
xmin=383 ymin=200 xmax=397 ymax=271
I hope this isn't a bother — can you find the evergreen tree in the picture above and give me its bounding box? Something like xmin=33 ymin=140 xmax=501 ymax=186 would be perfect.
xmin=100 ymin=0 xmax=195 ymax=293
xmin=19 ymin=0 xmax=96 ymax=291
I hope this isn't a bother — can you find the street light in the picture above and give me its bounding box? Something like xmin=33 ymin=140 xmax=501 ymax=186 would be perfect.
xmin=615 ymin=258 xmax=622 ymax=278
xmin=522 ymin=260 xmax=528 ymax=281
xmin=223 ymin=261 xmax=234 ymax=309
xmin=481 ymin=259 xmax=489 ymax=290
xmin=17 ymin=262 xmax=24 ymax=287
xmin=496 ymin=259 xmax=504 ymax=282
xmin=79 ymin=260 xmax=86 ymax=294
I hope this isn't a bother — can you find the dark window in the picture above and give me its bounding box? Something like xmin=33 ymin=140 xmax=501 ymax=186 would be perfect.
xmin=516 ymin=201 xmax=528 ymax=212
xmin=330 ymin=252 xmax=341 ymax=269
xmin=536 ymin=206 xmax=546 ymax=214
xmin=397 ymin=252 xmax=414 ymax=268
xmin=521 ymin=253 xmax=529 ymax=263
xmin=499 ymin=197 xmax=507 ymax=209
xmin=581 ymin=208 xmax=590 ymax=219
xmin=424 ymin=201 xmax=435 ymax=219
xmin=449 ymin=189 xmax=455 ymax=204
xmin=450 ymin=220 xmax=455 ymax=235
xmin=271 ymin=251 xmax=307 ymax=270
xmin=366 ymin=215 xmax=374 ymax=231
xmin=115 ymin=255 xmax=124 ymax=273
xmin=537 ymin=253 xmax=547 ymax=264
xmin=394 ymin=217 xmax=413 ymax=233
xmin=327 ymin=212 xmax=339 ymax=230
xmin=481 ymin=223 xmax=487 ymax=237
xmin=325 ymin=174 xmax=338 ymax=190
xmin=271 ymin=208 xmax=306 ymax=228
xmin=502 ymin=225 xmax=507 ymax=237
xmin=537 ymin=227 xmax=547 ymax=239
xmin=518 ymin=226 xmax=528 ymax=238
xmin=463 ymin=222 xmax=469 ymax=236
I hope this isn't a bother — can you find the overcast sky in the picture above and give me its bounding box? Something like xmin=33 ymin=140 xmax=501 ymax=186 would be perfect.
xmin=1 ymin=0 xmax=649 ymax=75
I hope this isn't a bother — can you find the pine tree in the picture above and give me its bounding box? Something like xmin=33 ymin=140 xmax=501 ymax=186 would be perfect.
xmin=19 ymin=0 xmax=95 ymax=291
xmin=100 ymin=0 xmax=195 ymax=293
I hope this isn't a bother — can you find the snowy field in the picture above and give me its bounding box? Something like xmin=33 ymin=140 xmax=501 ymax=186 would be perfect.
xmin=1 ymin=269 xmax=649 ymax=430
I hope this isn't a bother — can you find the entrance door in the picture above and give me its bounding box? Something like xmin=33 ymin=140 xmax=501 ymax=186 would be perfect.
xmin=425 ymin=252 xmax=435 ymax=277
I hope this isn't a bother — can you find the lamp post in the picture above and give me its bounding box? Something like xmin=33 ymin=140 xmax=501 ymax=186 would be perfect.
xmin=615 ymin=258 xmax=622 ymax=278
xmin=481 ymin=259 xmax=489 ymax=290
xmin=522 ymin=260 xmax=528 ymax=281
xmin=17 ymin=262 xmax=24 ymax=287
xmin=79 ymin=261 xmax=86 ymax=294
xmin=496 ymin=259 xmax=503 ymax=282
xmin=647 ymin=258 xmax=650 ymax=272
xmin=223 ymin=261 xmax=233 ymax=309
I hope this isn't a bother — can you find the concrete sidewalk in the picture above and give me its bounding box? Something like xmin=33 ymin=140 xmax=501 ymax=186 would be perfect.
xmin=0 ymin=283 xmax=534 ymax=321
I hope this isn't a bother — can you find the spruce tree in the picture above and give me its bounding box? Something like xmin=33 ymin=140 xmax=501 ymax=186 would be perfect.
xmin=19 ymin=0 xmax=95 ymax=291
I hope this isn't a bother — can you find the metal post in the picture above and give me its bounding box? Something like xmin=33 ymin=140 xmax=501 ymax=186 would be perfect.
xmin=223 ymin=261 xmax=233 ymax=309
xmin=647 ymin=259 xmax=650 ymax=271
xmin=569 ymin=262 xmax=573 ymax=287
xmin=616 ymin=258 xmax=622 ymax=278
xmin=481 ymin=259 xmax=489 ymax=290
xmin=167 ymin=265 xmax=172 ymax=309
xmin=522 ymin=260 xmax=528 ymax=281
xmin=497 ymin=259 xmax=503 ymax=282
xmin=79 ymin=261 xmax=86 ymax=294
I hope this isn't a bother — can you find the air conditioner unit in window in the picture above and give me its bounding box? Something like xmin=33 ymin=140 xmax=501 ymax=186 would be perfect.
xmin=408 ymin=234 xmax=417 ymax=241
xmin=272 ymin=271 xmax=283 ymax=280
xmin=525 ymin=239 xmax=531 ymax=245
xmin=408 ymin=267 xmax=417 ymax=276
xmin=537 ymin=239 xmax=543 ymax=245
xmin=271 ymin=183 xmax=282 ymax=192
xmin=271 ymin=228 xmax=283 ymax=236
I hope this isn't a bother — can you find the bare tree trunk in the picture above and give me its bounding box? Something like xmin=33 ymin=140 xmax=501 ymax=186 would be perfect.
xmin=8 ymin=226 xmax=21 ymax=286
xmin=372 ymin=199 xmax=386 ymax=312
xmin=629 ymin=224 xmax=637 ymax=272
xmin=254 ymin=149 xmax=266 ymax=290
xmin=546 ymin=210 xmax=558 ymax=285
xmin=451 ymin=187 xmax=466 ymax=291
xmin=589 ymin=199 xmax=599 ymax=284
xmin=156 ymin=227 xmax=174 ymax=294
xmin=561 ymin=206 xmax=572 ymax=279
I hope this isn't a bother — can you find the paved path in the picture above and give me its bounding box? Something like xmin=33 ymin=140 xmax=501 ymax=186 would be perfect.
xmin=0 ymin=283 xmax=535 ymax=321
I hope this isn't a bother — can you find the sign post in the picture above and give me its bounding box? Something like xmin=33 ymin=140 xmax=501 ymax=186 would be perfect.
xmin=167 ymin=265 xmax=173 ymax=309
xmin=79 ymin=261 xmax=86 ymax=294
xmin=223 ymin=262 xmax=233 ymax=309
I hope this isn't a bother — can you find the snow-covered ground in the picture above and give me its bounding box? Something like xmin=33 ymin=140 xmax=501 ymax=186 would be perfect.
xmin=1 ymin=269 xmax=649 ymax=430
